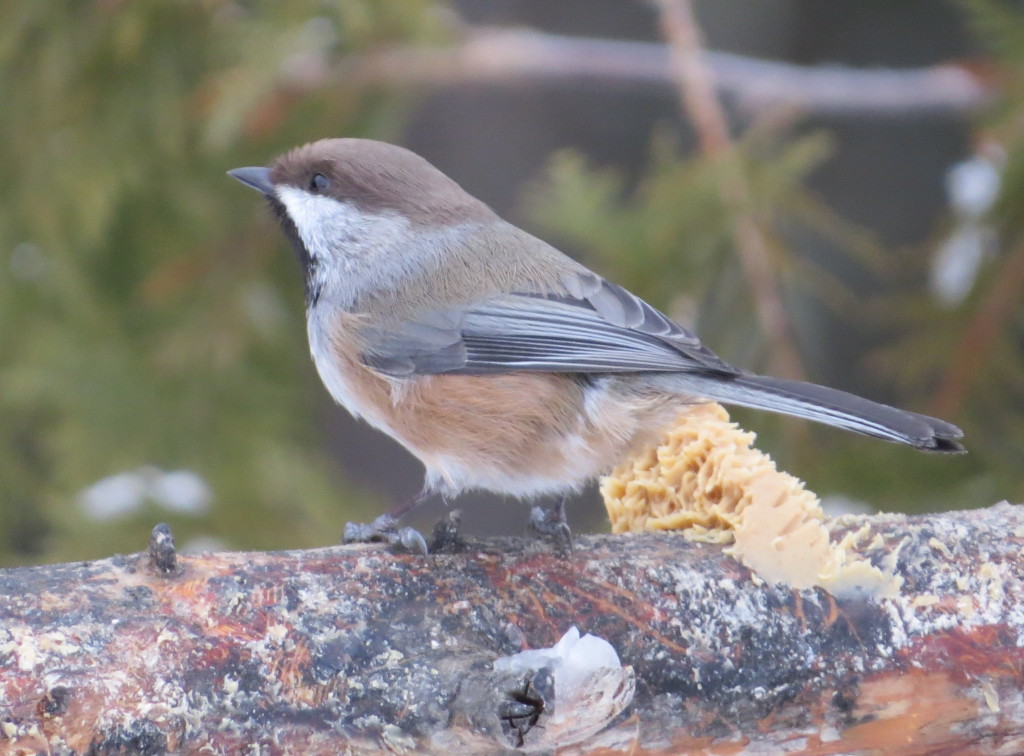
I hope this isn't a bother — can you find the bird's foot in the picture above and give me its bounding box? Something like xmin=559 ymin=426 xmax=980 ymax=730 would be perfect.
xmin=527 ymin=498 xmax=573 ymax=554
xmin=343 ymin=514 xmax=429 ymax=555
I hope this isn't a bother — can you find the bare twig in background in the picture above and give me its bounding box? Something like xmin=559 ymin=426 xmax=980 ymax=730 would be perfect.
xmin=336 ymin=27 xmax=992 ymax=117
xmin=933 ymin=238 xmax=1024 ymax=416
xmin=652 ymin=0 xmax=731 ymax=156
xmin=651 ymin=0 xmax=805 ymax=379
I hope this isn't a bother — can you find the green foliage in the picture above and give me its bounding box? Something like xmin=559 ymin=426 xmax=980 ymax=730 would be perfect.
xmin=527 ymin=126 xmax=850 ymax=365
xmin=525 ymin=125 xmax=989 ymax=512
xmin=0 ymin=1 xmax=443 ymax=563
xmin=3 ymin=1 xmax=1021 ymax=566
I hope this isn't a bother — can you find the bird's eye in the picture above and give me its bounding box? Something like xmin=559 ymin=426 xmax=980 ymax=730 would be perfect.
xmin=310 ymin=173 xmax=331 ymax=193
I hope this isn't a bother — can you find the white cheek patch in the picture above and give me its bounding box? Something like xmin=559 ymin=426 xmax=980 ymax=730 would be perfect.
xmin=274 ymin=185 xmax=436 ymax=308
xmin=274 ymin=185 xmax=415 ymax=270
xmin=275 ymin=186 xmax=366 ymax=263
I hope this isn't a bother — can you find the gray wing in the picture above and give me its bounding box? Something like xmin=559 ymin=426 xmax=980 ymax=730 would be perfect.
xmin=361 ymin=271 xmax=738 ymax=378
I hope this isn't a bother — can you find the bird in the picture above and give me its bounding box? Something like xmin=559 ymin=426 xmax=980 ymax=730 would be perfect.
xmin=229 ymin=138 xmax=964 ymax=551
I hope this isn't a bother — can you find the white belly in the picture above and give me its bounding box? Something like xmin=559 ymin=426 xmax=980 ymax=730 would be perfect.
xmin=307 ymin=314 xmax=394 ymax=432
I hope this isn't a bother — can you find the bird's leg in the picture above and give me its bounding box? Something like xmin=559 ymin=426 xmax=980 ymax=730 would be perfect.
xmin=527 ymin=496 xmax=573 ymax=553
xmin=343 ymin=487 xmax=432 ymax=555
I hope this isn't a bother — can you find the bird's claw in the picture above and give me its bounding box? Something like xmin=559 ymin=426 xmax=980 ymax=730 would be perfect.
xmin=527 ymin=499 xmax=574 ymax=554
xmin=393 ymin=526 xmax=429 ymax=555
xmin=343 ymin=514 xmax=429 ymax=555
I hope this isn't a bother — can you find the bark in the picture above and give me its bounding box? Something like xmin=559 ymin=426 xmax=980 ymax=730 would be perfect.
xmin=0 ymin=504 xmax=1022 ymax=755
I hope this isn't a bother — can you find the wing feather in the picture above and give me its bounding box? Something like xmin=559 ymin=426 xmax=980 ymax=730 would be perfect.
xmin=361 ymin=273 xmax=736 ymax=377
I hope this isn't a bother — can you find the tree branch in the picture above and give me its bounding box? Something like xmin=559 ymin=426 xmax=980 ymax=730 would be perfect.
xmin=933 ymin=237 xmax=1024 ymax=417
xmin=1 ymin=503 xmax=1023 ymax=754
xmin=335 ymin=27 xmax=992 ymax=117
xmin=652 ymin=0 xmax=805 ymax=379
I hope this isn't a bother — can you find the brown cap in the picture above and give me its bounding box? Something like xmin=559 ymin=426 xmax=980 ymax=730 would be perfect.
xmin=270 ymin=138 xmax=497 ymax=226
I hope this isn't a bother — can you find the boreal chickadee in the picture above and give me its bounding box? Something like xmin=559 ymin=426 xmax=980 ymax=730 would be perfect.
xmin=229 ymin=139 xmax=963 ymax=550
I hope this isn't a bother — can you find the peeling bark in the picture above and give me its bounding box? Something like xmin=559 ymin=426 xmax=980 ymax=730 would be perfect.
xmin=0 ymin=503 xmax=1023 ymax=754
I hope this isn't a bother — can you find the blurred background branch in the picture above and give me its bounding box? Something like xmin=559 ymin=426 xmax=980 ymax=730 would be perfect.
xmin=1 ymin=0 xmax=1021 ymax=566
xmin=651 ymin=0 xmax=804 ymax=379
xmin=933 ymin=235 xmax=1024 ymax=417
xmin=341 ymin=27 xmax=992 ymax=117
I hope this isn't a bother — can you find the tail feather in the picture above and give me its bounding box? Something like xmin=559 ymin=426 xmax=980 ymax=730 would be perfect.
xmin=652 ymin=372 xmax=965 ymax=453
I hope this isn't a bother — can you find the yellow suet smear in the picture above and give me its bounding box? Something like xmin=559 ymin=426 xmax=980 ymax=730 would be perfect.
xmin=601 ymin=403 xmax=901 ymax=598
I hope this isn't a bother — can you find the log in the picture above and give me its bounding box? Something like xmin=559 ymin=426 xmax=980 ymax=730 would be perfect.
xmin=0 ymin=504 xmax=1022 ymax=754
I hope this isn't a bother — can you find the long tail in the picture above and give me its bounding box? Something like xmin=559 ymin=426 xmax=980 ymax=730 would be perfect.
xmin=646 ymin=372 xmax=964 ymax=453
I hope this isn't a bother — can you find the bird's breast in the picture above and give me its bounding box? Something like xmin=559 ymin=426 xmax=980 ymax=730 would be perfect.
xmin=307 ymin=308 xmax=683 ymax=497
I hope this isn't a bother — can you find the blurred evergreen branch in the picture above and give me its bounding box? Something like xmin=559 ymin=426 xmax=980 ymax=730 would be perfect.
xmin=522 ymin=64 xmax=1009 ymax=515
xmin=527 ymin=129 xmax=989 ymax=510
xmin=526 ymin=125 xmax=839 ymax=367
xmin=2 ymin=0 xmax=1019 ymax=565
xmin=0 ymin=0 xmax=446 ymax=564
xmin=873 ymin=0 xmax=1024 ymax=487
